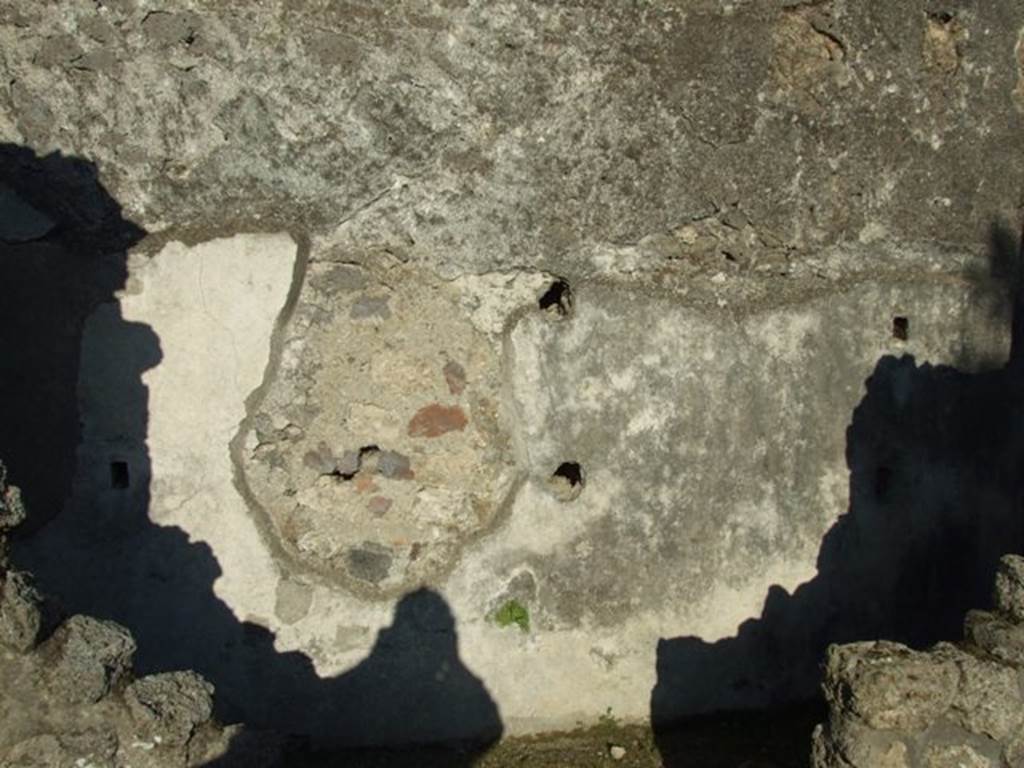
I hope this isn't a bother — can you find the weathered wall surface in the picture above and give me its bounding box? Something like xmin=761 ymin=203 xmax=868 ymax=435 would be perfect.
xmin=14 ymin=232 xmax=1024 ymax=744
xmin=2 ymin=0 xmax=1024 ymax=258
xmin=3 ymin=0 xmax=1024 ymax=750
xmin=812 ymin=555 xmax=1024 ymax=768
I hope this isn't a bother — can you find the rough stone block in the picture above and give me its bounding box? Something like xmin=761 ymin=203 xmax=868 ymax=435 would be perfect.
xmin=811 ymin=719 xmax=910 ymax=768
xmin=0 ymin=570 xmax=46 ymax=652
xmin=994 ymin=555 xmax=1024 ymax=624
xmin=58 ymin=726 xmax=119 ymax=767
xmin=0 ymin=465 xmax=26 ymax=532
xmin=945 ymin=646 xmax=1023 ymax=742
xmin=922 ymin=743 xmax=997 ymax=768
xmin=2 ymin=734 xmax=69 ymax=768
xmin=49 ymin=615 xmax=136 ymax=703
xmin=1003 ymin=730 xmax=1024 ymax=768
xmin=822 ymin=641 xmax=958 ymax=732
xmin=964 ymin=610 xmax=1024 ymax=666
xmin=125 ymin=671 xmax=214 ymax=746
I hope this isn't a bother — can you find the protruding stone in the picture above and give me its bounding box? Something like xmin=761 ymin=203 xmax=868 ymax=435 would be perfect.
xmin=0 ymin=570 xmax=47 ymax=652
xmin=125 ymin=671 xmax=215 ymax=746
xmin=822 ymin=641 xmax=958 ymax=731
xmin=964 ymin=610 xmax=1024 ymax=666
xmin=0 ymin=463 xmax=26 ymax=532
xmin=49 ymin=615 xmax=136 ymax=703
xmin=993 ymin=555 xmax=1024 ymax=624
xmin=944 ymin=645 xmax=1024 ymax=742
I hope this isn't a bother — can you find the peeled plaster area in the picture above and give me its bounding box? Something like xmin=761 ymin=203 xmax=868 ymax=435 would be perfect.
xmin=239 ymin=260 xmax=520 ymax=596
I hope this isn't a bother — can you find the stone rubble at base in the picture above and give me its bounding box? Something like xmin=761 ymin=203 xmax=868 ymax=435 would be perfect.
xmin=813 ymin=555 xmax=1024 ymax=768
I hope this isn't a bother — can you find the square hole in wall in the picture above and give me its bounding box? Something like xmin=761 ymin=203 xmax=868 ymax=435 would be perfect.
xmin=892 ymin=316 xmax=909 ymax=341
xmin=110 ymin=461 xmax=130 ymax=490
xmin=875 ymin=466 xmax=892 ymax=500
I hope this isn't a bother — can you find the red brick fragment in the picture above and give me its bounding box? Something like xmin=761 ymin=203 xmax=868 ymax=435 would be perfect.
xmin=407 ymin=404 xmax=468 ymax=438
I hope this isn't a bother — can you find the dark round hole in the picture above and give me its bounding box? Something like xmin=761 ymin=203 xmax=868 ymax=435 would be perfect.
xmin=549 ymin=461 xmax=585 ymax=501
xmin=539 ymin=279 xmax=573 ymax=316
xmin=892 ymin=316 xmax=909 ymax=341
xmin=553 ymin=462 xmax=583 ymax=486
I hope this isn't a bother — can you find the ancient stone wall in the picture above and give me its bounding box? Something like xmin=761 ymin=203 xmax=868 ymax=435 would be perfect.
xmin=813 ymin=555 xmax=1024 ymax=768
xmin=3 ymin=0 xmax=1024 ymax=749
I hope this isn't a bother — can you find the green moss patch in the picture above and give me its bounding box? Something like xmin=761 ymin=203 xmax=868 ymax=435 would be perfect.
xmin=494 ymin=599 xmax=530 ymax=633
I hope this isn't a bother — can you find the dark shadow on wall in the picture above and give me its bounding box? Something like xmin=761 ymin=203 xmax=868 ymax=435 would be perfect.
xmin=203 ymin=590 xmax=503 ymax=767
xmin=651 ymin=220 xmax=1024 ymax=766
xmin=0 ymin=144 xmax=146 ymax=536
xmin=0 ymin=145 xmax=501 ymax=766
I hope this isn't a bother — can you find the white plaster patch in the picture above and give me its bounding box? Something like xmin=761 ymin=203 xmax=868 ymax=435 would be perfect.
xmin=120 ymin=233 xmax=297 ymax=618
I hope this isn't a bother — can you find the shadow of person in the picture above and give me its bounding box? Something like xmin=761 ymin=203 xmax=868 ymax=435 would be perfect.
xmin=317 ymin=589 xmax=502 ymax=750
xmin=220 ymin=589 xmax=504 ymax=766
xmin=202 ymin=591 xmax=502 ymax=766
xmin=650 ymin=220 xmax=1024 ymax=766
xmin=2 ymin=144 xmax=501 ymax=764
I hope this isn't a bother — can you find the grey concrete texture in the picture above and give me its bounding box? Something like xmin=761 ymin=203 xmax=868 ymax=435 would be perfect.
xmin=0 ymin=0 xmax=1022 ymax=270
xmin=812 ymin=556 xmax=1024 ymax=768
